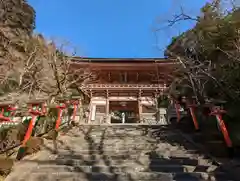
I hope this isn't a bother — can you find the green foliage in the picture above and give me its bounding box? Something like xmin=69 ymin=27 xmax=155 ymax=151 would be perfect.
xmin=157 ymin=95 xmax=169 ymax=108
xmin=166 ymin=1 xmax=240 ymax=127
xmin=168 ymin=1 xmax=240 ymax=100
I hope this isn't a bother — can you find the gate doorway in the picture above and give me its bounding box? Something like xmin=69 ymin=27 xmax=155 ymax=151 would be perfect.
xmin=109 ymin=101 xmax=139 ymax=123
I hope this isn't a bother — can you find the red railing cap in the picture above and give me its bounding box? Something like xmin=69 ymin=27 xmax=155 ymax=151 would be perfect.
xmin=210 ymin=109 xmax=227 ymax=116
xmin=28 ymin=110 xmax=43 ymax=116
xmin=56 ymin=105 xmax=67 ymax=109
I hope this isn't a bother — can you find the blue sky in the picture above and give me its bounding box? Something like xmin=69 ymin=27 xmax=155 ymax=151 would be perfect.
xmin=28 ymin=0 xmax=208 ymax=58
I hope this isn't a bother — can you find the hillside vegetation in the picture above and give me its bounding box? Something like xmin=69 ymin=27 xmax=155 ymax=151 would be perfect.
xmin=166 ymin=1 xmax=240 ymax=112
xmin=165 ymin=0 xmax=240 ymax=144
xmin=0 ymin=0 xmax=87 ymax=104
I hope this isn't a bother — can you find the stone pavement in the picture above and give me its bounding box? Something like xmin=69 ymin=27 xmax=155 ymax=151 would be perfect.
xmin=5 ymin=125 xmax=235 ymax=181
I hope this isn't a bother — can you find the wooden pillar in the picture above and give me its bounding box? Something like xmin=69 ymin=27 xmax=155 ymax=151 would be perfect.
xmin=138 ymin=89 xmax=142 ymax=123
xmin=106 ymin=99 xmax=109 ymax=124
xmin=106 ymin=90 xmax=109 ymax=124
xmin=88 ymin=99 xmax=92 ymax=124
xmin=78 ymin=98 xmax=82 ymax=123
xmin=154 ymin=91 xmax=159 ymax=123
xmin=138 ymin=98 xmax=142 ymax=123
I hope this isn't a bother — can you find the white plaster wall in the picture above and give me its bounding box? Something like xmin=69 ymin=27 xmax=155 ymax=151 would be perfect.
xmin=108 ymin=97 xmax=137 ymax=101
xmin=139 ymin=97 xmax=156 ymax=105
xmin=91 ymin=97 xmax=106 ymax=105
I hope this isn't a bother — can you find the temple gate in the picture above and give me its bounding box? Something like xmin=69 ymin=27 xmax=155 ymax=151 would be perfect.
xmin=71 ymin=58 xmax=175 ymax=124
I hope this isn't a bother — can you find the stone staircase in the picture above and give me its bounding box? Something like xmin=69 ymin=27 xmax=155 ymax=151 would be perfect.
xmin=5 ymin=125 xmax=234 ymax=181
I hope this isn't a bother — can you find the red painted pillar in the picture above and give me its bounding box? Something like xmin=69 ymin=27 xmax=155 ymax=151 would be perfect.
xmin=21 ymin=103 xmax=46 ymax=146
xmin=187 ymin=100 xmax=199 ymax=130
xmin=210 ymin=108 xmax=232 ymax=148
xmin=55 ymin=103 xmax=66 ymax=131
xmin=72 ymin=104 xmax=77 ymax=122
xmin=21 ymin=107 xmax=42 ymax=146
xmin=22 ymin=114 xmax=38 ymax=146
xmin=70 ymin=100 xmax=79 ymax=122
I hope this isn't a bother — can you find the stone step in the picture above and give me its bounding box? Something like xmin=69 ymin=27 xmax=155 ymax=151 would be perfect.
xmin=52 ymin=151 xmax=150 ymax=160
xmin=32 ymin=162 xmax=225 ymax=174
xmin=53 ymin=149 xmax=191 ymax=157
xmin=53 ymin=147 xmax=205 ymax=156
xmin=16 ymin=154 xmax=212 ymax=170
xmin=77 ymin=129 xmax=145 ymax=133
xmin=55 ymin=148 xmax=157 ymax=153
xmin=66 ymin=133 xmax=173 ymax=137
xmin=64 ymin=135 xmax=149 ymax=139
xmin=31 ymin=164 xmax=199 ymax=173
xmin=52 ymin=150 xmax=209 ymax=164
xmin=60 ymin=138 xmax=155 ymax=143
xmin=23 ymin=171 xmax=233 ymax=181
xmin=5 ymin=125 xmax=235 ymax=181
xmin=55 ymin=147 xmax=181 ymax=153
xmin=45 ymin=155 xmax=212 ymax=168
xmin=54 ymin=138 xmax=173 ymax=144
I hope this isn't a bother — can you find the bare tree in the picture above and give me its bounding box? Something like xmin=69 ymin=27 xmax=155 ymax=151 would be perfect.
xmin=156 ymin=0 xmax=240 ymax=104
xmin=0 ymin=34 xmax=93 ymax=103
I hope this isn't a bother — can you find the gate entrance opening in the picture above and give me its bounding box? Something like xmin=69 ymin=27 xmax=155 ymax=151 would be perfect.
xmin=109 ymin=101 xmax=139 ymax=123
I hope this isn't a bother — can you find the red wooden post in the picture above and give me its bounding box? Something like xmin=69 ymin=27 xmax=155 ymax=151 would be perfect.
xmin=21 ymin=114 xmax=38 ymax=146
xmin=210 ymin=107 xmax=232 ymax=148
xmin=16 ymin=101 xmax=45 ymax=160
xmin=55 ymin=102 xmax=66 ymax=131
xmin=21 ymin=103 xmax=43 ymax=146
xmin=187 ymin=100 xmax=199 ymax=131
xmin=70 ymin=100 xmax=79 ymax=122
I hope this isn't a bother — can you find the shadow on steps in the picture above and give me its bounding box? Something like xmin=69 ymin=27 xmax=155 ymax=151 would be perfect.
xmin=4 ymin=125 xmax=238 ymax=181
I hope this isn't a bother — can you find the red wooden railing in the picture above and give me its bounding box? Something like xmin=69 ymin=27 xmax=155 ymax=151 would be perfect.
xmin=173 ymin=96 xmax=233 ymax=150
xmin=186 ymin=100 xmax=199 ymax=131
xmin=209 ymin=106 xmax=232 ymax=148
xmin=0 ymin=95 xmax=235 ymax=158
xmin=0 ymin=97 xmax=81 ymax=157
xmin=0 ymin=102 xmax=17 ymax=123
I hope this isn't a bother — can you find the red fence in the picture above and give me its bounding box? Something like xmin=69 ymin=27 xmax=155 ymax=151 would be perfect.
xmin=173 ymin=98 xmax=233 ymax=149
xmin=0 ymin=98 xmax=80 ymax=159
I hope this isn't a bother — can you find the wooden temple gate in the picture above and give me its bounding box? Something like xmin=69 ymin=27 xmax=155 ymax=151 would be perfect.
xmin=81 ymin=84 xmax=167 ymax=124
xmin=71 ymin=58 xmax=175 ymax=125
